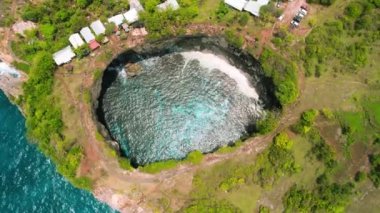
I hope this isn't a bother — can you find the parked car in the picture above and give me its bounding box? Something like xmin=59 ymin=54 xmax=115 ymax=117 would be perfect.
xmin=299 ymin=8 xmax=308 ymax=16
xmin=293 ymin=15 xmax=302 ymax=23
xmin=291 ymin=20 xmax=299 ymax=27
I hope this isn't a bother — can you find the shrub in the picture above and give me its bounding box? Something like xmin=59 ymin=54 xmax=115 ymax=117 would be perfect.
xmin=258 ymin=206 xmax=270 ymax=213
xmin=140 ymin=160 xmax=180 ymax=174
xmin=224 ymin=29 xmax=244 ymax=48
xmin=256 ymin=112 xmax=278 ymax=135
xmin=119 ymin=158 xmax=133 ymax=171
xmin=216 ymin=1 xmax=229 ymax=21
xmin=369 ymin=154 xmax=380 ymax=187
xmin=219 ymin=177 xmax=245 ymax=192
xmin=238 ymin=13 xmax=249 ymax=26
xmin=354 ymin=171 xmax=366 ymax=182
xmin=260 ymin=48 xmax=299 ymax=106
xmin=321 ymin=108 xmax=334 ymax=120
xmin=74 ymin=45 xmax=90 ymax=59
xmin=72 ymin=176 xmax=93 ymax=191
xmin=181 ymin=199 xmax=242 ymax=213
xmin=345 ymin=2 xmax=364 ymax=19
xmin=185 ymin=150 xmax=204 ymax=165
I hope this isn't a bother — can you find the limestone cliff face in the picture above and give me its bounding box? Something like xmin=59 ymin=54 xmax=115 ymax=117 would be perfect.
xmin=0 ymin=60 xmax=27 ymax=99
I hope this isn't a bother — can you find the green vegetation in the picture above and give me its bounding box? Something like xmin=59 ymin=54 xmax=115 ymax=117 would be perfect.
xmin=369 ymin=154 xmax=380 ymax=187
xmin=303 ymin=0 xmax=380 ymax=77
xmin=271 ymin=27 xmax=293 ymax=49
xmin=260 ymin=48 xmax=299 ymax=106
xmin=216 ymin=140 xmax=244 ymax=154
xmin=306 ymin=128 xmax=337 ymax=169
xmin=0 ymin=0 xmax=14 ymax=27
xmin=306 ymin=0 xmax=336 ymax=6
xmin=255 ymin=111 xmax=279 ymax=135
xmin=140 ymin=0 xmax=199 ymax=39
xmin=74 ymin=45 xmax=91 ymax=59
xmin=185 ymin=150 xmax=204 ymax=165
xmin=118 ymin=158 xmax=134 ymax=171
xmin=283 ymin=182 xmax=354 ymax=212
xmin=140 ymin=159 xmax=179 ymax=174
xmin=224 ymin=29 xmax=244 ymax=48
xmin=93 ymin=68 xmax=103 ymax=81
xmin=11 ymin=61 xmax=31 ymax=73
xmin=139 ymin=150 xmax=204 ymax=173
xmin=292 ymin=109 xmax=319 ymax=134
xmin=260 ymin=2 xmax=283 ymax=23
xmin=181 ymin=199 xmax=242 ymax=213
xmin=354 ymin=171 xmax=366 ymax=182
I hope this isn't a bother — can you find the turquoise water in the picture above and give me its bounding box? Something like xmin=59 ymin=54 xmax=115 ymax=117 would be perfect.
xmin=102 ymin=51 xmax=264 ymax=165
xmin=0 ymin=91 xmax=115 ymax=212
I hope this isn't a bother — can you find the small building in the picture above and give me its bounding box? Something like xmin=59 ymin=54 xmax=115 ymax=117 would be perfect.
xmin=123 ymin=8 xmax=139 ymax=24
xmin=157 ymin=0 xmax=180 ymax=11
xmin=108 ymin=14 xmax=125 ymax=26
xmin=90 ymin=20 xmax=106 ymax=36
xmin=130 ymin=0 xmax=144 ymax=12
xmin=69 ymin=33 xmax=85 ymax=49
xmin=89 ymin=40 xmax=100 ymax=51
xmin=53 ymin=46 xmax=75 ymax=66
xmin=80 ymin=27 xmax=96 ymax=43
xmin=243 ymin=0 xmax=270 ymax=17
xmin=224 ymin=0 xmax=247 ymax=11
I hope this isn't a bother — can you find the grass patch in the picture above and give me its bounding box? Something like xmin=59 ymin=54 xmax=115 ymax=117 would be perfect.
xmin=216 ymin=140 xmax=243 ymax=154
xmin=139 ymin=159 xmax=180 ymax=174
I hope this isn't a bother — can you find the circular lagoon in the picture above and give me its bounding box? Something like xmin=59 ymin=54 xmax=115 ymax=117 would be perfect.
xmin=97 ymin=37 xmax=274 ymax=165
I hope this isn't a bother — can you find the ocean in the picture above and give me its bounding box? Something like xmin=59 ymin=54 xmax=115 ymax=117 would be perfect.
xmin=0 ymin=91 xmax=116 ymax=212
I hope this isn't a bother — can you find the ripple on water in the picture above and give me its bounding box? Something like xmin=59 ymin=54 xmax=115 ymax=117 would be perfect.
xmin=0 ymin=91 xmax=116 ymax=212
xmin=102 ymin=50 xmax=265 ymax=165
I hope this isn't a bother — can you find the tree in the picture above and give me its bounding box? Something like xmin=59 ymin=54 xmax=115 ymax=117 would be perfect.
xmin=39 ymin=24 xmax=56 ymax=40
xmin=76 ymin=0 xmax=93 ymax=8
xmin=274 ymin=132 xmax=293 ymax=150
xmin=105 ymin=22 xmax=116 ymax=36
xmin=238 ymin=13 xmax=249 ymax=26
xmin=216 ymin=2 xmax=229 ymax=20
xmin=345 ymin=2 xmax=364 ymax=18
xmin=275 ymin=81 xmax=298 ymax=106
xmin=74 ymin=45 xmax=91 ymax=59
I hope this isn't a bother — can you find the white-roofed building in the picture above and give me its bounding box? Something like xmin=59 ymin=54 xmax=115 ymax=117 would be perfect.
xmin=80 ymin=27 xmax=96 ymax=43
xmin=90 ymin=20 xmax=106 ymax=36
xmin=69 ymin=33 xmax=85 ymax=49
xmin=53 ymin=46 xmax=76 ymax=66
xmin=108 ymin=14 xmax=125 ymax=26
xmin=123 ymin=8 xmax=139 ymax=24
xmin=244 ymin=0 xmax=270 ymax=17
xmin=224 ymin=0 xmax=247 ymax=11
xmin=157 ymin=0 xmax=180 ymax=11
xmin=130 ymin=0 xmax=144 ymax=12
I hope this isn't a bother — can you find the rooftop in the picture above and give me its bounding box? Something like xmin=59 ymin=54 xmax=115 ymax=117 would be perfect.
xmin=90 ymin=20 xmax=106 ymax=36
xmin=69 ymin=33 xmax=85 ymax=49
xmin=108 ymin=14 xmax=125 ymax=26
xmin=157 ymin=0 xmax=180 ymax=11
xmin=123 ymin=8 xmax=139 ymax=24
xmin=224 ymin=0 xmax=247 ymax=11
xmin=80 ymin=27 xmax=96 ymax=43
xmin=53 ymin=46 xmax=76 ymax=66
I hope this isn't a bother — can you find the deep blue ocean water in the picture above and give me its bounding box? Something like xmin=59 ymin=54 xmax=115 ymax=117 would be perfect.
xmin=0 ymin=91 xmax=115 ymax=212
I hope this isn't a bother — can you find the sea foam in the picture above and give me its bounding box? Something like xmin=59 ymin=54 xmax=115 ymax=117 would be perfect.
xmin=181 ymin=51 xmax=259 ymax=99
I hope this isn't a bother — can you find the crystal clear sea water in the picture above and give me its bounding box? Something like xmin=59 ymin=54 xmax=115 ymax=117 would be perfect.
xmin=0 ymin=91 xmax=115 ymax=212
xmin=102 ymin=51 xmax=264 ymax=165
